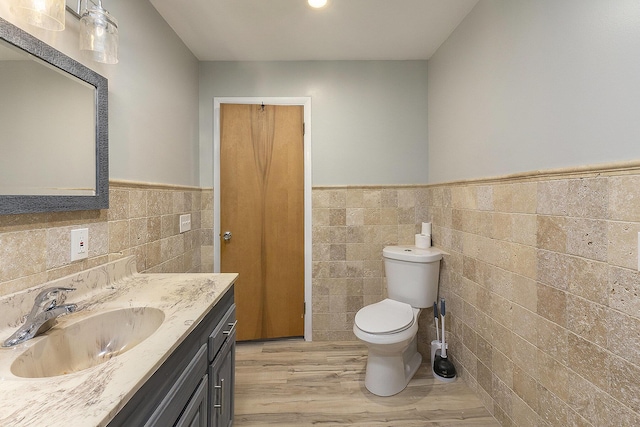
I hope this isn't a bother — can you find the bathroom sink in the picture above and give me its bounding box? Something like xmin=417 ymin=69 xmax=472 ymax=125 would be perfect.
xmin=10 ymin=307 xmax=164 ymax=378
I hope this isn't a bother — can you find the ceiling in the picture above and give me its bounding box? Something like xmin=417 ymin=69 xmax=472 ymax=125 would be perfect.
xmin=149 ymin=0 xmax=479 ymax=61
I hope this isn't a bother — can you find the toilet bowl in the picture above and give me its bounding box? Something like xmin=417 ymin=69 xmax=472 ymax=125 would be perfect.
xmin=353 ymin=246 xmax=444 ymax=396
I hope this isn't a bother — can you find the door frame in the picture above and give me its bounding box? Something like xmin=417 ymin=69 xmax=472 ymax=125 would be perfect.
xmin=213 ymin=97 xmax=313 ymax=341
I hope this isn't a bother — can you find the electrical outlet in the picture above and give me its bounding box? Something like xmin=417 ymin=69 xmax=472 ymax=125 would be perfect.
xmin=71 ymin=228 xmax=89 ymax=261
xmin=180 ymin=214 xmax=191 ymax=233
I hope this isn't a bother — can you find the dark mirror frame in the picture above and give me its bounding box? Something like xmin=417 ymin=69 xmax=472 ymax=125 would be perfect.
xmin=0 ymin=16 xmax=108 ymax=215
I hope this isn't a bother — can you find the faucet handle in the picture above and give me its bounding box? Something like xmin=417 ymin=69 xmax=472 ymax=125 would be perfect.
xmin=31 ymin=287 xmax=76 ymax=314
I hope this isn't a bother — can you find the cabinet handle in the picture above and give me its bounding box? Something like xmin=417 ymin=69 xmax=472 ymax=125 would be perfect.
xmin=223 ymin=320 xmax=237 ymax=336
xmin=213 ymin=379 xmax=225 ymax=414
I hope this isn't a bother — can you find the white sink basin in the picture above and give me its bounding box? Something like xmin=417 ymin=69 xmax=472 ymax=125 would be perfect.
xmin=11 ymin=307 xmax=164 ymax=378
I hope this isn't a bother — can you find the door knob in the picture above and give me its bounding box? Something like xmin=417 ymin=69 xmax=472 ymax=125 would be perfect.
xmin=223 ymin=231 xmax=232 ymax=241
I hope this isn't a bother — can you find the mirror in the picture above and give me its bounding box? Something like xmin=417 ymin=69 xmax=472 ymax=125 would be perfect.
xmin=0 ymin=16 xmax=108 ymax=214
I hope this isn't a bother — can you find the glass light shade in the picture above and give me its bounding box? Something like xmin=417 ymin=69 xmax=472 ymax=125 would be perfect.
xmin=79 ymin=5 xmax=118 ymax=64
xmin=308 ymin=0 xmax=328 ymax=8
xmin=11 ymin=0 xmax=65 ymax=31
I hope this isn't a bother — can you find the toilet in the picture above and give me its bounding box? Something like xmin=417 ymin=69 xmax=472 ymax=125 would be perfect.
xmin=353 ymin=245 xmax=444 ymax=396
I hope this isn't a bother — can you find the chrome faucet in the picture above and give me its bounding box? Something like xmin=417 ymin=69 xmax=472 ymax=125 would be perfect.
xmin=2 ymin=287 xmax=78 ymax=347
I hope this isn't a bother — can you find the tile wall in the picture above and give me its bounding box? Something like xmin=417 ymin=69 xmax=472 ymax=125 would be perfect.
xmin=313 ymin=165 xmax=640 ymax=427
xmin=311 ymin=186 xmax=430 ymax=340
xmin=0 ymin=181 xmax=214 ymax=298
xmin=428 ymin=169 xmax=640 ymax=426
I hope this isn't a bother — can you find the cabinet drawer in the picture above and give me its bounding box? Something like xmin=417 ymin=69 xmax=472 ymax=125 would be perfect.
xmin=208 ymin=303 xmax=236 ymax=361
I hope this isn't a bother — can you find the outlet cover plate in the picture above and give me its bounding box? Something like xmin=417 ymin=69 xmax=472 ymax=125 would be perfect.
xmin=71 ymin=228 xmax=88 ymax=261
xmin=180 ymin=214 xmax=191 ymax=233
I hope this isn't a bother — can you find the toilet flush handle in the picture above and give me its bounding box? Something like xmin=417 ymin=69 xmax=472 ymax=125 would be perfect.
xmin=223 ymin=231 xmax=232 ymax=241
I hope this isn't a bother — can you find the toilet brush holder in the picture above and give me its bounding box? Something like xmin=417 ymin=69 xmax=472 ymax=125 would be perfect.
xmin=430 ymin=340 xmax=445 ymax=375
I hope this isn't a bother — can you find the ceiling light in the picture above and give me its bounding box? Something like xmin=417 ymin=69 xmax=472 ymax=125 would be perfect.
xmin=79 ymin=0 xmax=119 ymax=64
xmin=308 ymin=0 xmax=328 ymax=9
xmin=10 ymin=0 xmax=66 ymax=31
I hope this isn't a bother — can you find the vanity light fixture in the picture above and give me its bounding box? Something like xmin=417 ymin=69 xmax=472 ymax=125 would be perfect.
xmin=308 ymin=0 xmax=328 ymax=9
xmin=11 ymin=0 xmax=119 ymax=64
xmin=10 ymin=0 xmax=66 ymax=31
xmin=77 ymin=0 xmax=118 ymax=64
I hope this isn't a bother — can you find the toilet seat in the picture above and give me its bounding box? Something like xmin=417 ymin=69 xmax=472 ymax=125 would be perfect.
xmin=355 ymin=299 xmax=415 ymax=334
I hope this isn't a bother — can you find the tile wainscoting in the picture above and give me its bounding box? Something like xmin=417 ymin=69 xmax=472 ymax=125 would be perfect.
xmin=311 ymin=185 xmax=430 ymax=341
xmin=312 ymin=161 xmax=640 ymax=426
xmin=0 ymin=181 xmax=214 ymax=297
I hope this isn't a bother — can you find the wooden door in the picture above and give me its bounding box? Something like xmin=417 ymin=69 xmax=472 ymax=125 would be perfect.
xmin=220 ymin=103 xmax=304 ymax=341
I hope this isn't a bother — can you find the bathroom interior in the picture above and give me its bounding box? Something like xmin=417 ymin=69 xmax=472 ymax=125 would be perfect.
xmin=1 ymin=0 xmax=640 ymax=426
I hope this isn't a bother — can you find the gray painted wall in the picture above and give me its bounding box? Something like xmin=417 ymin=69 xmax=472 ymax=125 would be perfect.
xmin=0 ymin=0 xmax=200 ymax=187
xmin=199 ymin=61 xmax=429 ymax=186
xmin=428 ymin=0 xmax=640 ymax=183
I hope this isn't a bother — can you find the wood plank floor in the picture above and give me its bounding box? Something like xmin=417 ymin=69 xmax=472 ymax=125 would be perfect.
xmin=234 ymin=340 xmax=499 ymax=426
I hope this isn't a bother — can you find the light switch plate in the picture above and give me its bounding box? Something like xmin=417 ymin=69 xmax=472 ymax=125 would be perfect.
xmin=180 ymin=214 xmax=191 ymax=233
xmin=71 ymin=228 xmax=88 ymax=261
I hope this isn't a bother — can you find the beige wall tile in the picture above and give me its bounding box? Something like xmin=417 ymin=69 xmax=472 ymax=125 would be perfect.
xmin=566 ymin=255 xmax=608 ymax=304
xmin=397 ymin=189 xmax=416 ymax=208
xmin=511 ymin=395 xmax=543 ymax=427
xmin=607 ymin=309 xmax=640 ymax=366
xmin=537 ymin=384 xmax=568 ymax=426
xmin=566 ymin=295 xmax=607 ymax=347
xmin=452 ymin=186 xmax=478 ymax=210
xmin=537 ymin=349 xmax=568 ymax=401
xmin=608 ymin=221 xmax=640 ymax=269
xmin=109 ymin=220 xmax=129 ymax=253
xmin=567 ymin=333 xmax=609 ymax=391
xmin=537 ymin=215 xmax=567 ymax=252
xmin=511 ymin=183 xmax=538 ymax=214
xmin=537 ymin=179 xmax=568 ymax=216
xmin=108 ymin=188 xmax=129 ymax=220
xmin=129 ymin=190 xmax=148 ymax=218
xmin=491 ymin=212 xmax=512 ymax=241
xmin=537 ymin=249 xmax=569 ymax=290
xmin=536 ymin=316 xmax=568 ymax=365
xmin=537 ymin=283 xmax=567 ymax=327
xmin=566 ymin=218 xmax=608 ymax=261
xmin=511 ymin=304 xmax=537 ymax=343
xmin=362 ymin=189 xmax=381 ymax=208
xmin=511 ymin=274 xmax=537 ymax=312
xmin=345 ymin=189 xmax=364 ymax=207
xmin=512 ymin=334 xmax=538 ymax=378
xmin=511 ymin=213 xmax=537 ymax=246
xmin=608 ymin=265 xmax=640 ymax=317
xmin=512 ymin=366 xmax=538 ymax=413
xmin=345 ymin=208 xmax=364 ymax=226
xmin=609 ymin=175 xmax=640 ymax=221
xmin=608 ymin=356 xmax=640 ymax=413
xmin=329 ymin=208 xmax=346 ymax=226
xmin=566 ymin=178 xmax=608 ymax=218
xmin=0 ymin=230 xmax=47 ymax=282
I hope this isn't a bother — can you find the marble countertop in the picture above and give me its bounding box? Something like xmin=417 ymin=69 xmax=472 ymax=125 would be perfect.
xmin=0 ymin=257 xmax=237 ymax=427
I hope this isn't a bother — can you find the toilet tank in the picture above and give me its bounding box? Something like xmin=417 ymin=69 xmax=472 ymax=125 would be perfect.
xmin=383 ymin=246 xmax=444 ymax=308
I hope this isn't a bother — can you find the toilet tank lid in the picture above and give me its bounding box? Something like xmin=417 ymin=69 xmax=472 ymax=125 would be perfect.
xmin=383 ymin=246 xmax=443 ymax=263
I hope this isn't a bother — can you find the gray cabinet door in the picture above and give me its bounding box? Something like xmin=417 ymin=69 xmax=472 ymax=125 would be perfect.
xmin=144 ymin=344 xmax=208 ymax=427
xmin=210 ymin=329 xmax=236 ymax=427
xmin=176 ymin=375 xmax=208 ymax=427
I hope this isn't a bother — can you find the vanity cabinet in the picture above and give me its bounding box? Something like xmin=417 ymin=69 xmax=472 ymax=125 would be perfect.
xmin=107 ymin=286 xmax=235 ymax=427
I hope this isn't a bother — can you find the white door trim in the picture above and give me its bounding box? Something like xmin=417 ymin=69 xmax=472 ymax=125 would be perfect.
xmin=213 ymin=97 xmax=313 ymax=341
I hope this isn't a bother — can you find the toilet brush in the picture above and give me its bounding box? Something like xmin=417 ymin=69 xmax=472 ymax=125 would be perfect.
xmin=433 ymin=301 xmax=440 ymax=343
xmin=433 ymin=298 xmax=456 ymax=379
